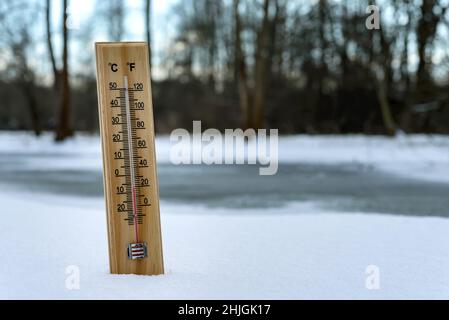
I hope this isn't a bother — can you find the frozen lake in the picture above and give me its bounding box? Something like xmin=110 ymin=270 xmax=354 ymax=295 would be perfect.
xmin=1 ymin=151 xmax=449 ymax=217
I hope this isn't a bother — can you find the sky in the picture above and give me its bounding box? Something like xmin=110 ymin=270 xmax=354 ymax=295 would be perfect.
xmin=42 ymin=0 xmax=179 ymax=81
xmin=3 ymin=0 xmax=449 ymax=84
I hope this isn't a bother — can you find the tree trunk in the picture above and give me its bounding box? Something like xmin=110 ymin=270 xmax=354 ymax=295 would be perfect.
xmin=56 ymin=0 xmax=72 ymax=141
xmin=233 ymin=0 xmax=252 ymax=129
xmin=373 ymin=0 xmax=396 ymax=136
xmin=318 ymin=0 xmax=327 ymax=97
xmin=399 ymin=2 xmax=412 ymax=132
xmin=206 ymin=0 xmax=217 ymax=89
xmin=416 ymin=0 xmax=432 ymax=92
xmin=145 ymin=0 xmax=152 ymax=78
xmin=22 ymin=82 xmax=41 ymax=136
xmin=109 ymin=0 xmax=124 ymax=41
xmin=253 ymin=0 xmax=271 ymax=129
xmin=46 ymin=0 xmax=60 ymax=91
xmin=376 ymin=75 xmax=396 ymax=136
xmin=415 ymin=0 xmax=447 ymax=99
xmin=268 ymin=0 xmax=282 ymax=79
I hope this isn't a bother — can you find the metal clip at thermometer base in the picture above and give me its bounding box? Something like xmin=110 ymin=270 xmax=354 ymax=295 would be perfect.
xmin=128 ymin=243 xmax=148 ymax=260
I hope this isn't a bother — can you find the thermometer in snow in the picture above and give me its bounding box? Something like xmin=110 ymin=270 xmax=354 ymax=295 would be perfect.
xmin=95 ymin=42 xmax=163 ymax=275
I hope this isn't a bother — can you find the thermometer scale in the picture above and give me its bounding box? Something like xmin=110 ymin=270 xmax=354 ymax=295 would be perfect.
xmin=95 ymin=42 xmax=163 ymax=275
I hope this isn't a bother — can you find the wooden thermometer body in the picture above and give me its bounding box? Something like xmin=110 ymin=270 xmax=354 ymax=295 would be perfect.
xmin=95 ymin=42 xmax=163 ymax=275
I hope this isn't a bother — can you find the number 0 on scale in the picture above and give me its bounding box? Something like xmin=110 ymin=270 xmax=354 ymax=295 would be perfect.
xmin=95 ymin=42 xmax=163 ymax=275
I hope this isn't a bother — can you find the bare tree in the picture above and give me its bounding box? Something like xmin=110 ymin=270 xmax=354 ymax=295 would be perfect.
xmin=372 ymin=2 xmax=396 ymax=136
xmin=416 ymin=0 xmax=447 ymax=99
xmin=46 ymin=0 xmax=59 ymax=91
xmin=253 ymin=0 xmax=272 ymax=129
xmin=233 ymin=0 xmax=252 ymax=129
xmin=233 ymin=0 xmax=278 ymax=129
xmin=145 ymin=0 xmax=152 ymax=77
xmin=12 ymin=29 xmax=41 ymax=136
xmin=55 ymin=0 xmax=72 ymax=141
xmin=109 ymin=0 xmax=125 ymax=41
xmin=1 ymin=2 xmax=41 ymax=135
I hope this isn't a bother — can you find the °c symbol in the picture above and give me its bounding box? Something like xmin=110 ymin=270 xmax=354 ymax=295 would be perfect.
xmin=109 ymin=63 xmax=118 ymax=72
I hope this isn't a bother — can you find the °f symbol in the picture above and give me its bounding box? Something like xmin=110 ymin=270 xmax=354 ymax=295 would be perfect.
xmin=127 ymin=62 xmax=136 ymax=72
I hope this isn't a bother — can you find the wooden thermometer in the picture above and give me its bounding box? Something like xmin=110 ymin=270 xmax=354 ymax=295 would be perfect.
xmin=95 ymin=42 xmax=163 ymax=275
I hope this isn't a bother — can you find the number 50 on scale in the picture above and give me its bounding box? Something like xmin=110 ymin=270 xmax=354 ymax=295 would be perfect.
xmin=95 ymin=42 xmax=164 ymax=275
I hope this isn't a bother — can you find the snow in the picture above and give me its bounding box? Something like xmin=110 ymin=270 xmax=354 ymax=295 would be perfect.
xmin=1 ymin=189 xmax=449 ymax=299
xmin=1 ymin=131 xmax=449 ymax=299
xmin=278 ymin=133 xmax=449 ymax=184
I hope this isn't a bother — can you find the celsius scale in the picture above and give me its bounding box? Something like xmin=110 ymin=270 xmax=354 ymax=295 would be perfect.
xmin=95 ymin=42 xmax=163 ymax=275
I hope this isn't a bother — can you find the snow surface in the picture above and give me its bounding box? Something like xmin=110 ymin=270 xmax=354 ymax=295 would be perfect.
xmin=1 ymin=131 xmax=449 ymax=299
xmin=1 ymin=190 xmax=449 ymax=299
xmin=0 ymin=189 xmax=449 ymax=299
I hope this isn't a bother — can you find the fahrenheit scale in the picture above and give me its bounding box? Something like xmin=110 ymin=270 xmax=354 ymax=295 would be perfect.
xmin=95 ymin=42 xmax=163 ymax=275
